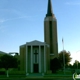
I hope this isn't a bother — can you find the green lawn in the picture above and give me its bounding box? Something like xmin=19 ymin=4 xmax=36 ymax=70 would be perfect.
xmin=0 ymin=69 xmax=73 ymax=78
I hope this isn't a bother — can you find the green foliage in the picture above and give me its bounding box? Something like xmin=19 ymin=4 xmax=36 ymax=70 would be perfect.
xmin=0 ymin=54 xmax=18 ymax=70
xmin=58 ymin=50 xmax=72 ymax=66
xmin=67 ymin=64 xmax=73 ymax=68
xmin=73 ymin=60 xmax=80 ymax=69
xmin=50 ymin=58 xmax=61 ymax=73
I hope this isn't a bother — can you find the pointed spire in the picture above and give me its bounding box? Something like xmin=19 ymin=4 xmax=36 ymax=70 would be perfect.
xmin=46 ymin=0 xmax=54 ymax=17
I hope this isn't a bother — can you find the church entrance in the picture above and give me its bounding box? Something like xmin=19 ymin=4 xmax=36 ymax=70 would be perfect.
xmin=33 ymin=49 xmax=39 ymax=73
xmin=33 ymin=64 xmax=39 ymax=73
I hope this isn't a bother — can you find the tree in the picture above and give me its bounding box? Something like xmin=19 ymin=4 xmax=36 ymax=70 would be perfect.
xmin=14 ymin=54 xmax=20 ymax=70
xmin=50 ymin=58 xmax=61 ymax=73
xmin=73 ymin=60 xmax=79 ymax=69
xmin=0 ymin=54 xmax=18 ymax=77
xmin=77 ymin=62 xmax=80 ymax=69
xmin=72 ymin=60 xmax=80 ymax=74
xmin=58 ymin=50 xmax=72 ymax=68
xmin=68 ymin=64 xmax=73 ymax=69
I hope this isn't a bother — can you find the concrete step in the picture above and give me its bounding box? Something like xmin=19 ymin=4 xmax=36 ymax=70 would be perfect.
xmin=27 ymin=73 xmax=44 ymax=77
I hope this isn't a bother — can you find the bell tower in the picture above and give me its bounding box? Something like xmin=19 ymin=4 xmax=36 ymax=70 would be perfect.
xmin=44 ymin=0 xmax=58 ymax=72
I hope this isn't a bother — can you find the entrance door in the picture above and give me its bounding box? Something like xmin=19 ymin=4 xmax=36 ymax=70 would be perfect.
xmin=33 ymin=64 xmax=39 ymax=73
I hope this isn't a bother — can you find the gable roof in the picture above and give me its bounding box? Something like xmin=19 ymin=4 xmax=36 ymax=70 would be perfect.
xmin=26 ymin=40 xmax=46 ymax=45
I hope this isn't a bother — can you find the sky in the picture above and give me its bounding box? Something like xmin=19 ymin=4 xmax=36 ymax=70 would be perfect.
xmin=0 ymin=0 xmax=80 ymax=64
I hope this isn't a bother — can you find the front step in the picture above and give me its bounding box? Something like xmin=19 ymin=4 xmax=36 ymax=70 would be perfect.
xmin=27 ymin=73 xmax=44 ymax=77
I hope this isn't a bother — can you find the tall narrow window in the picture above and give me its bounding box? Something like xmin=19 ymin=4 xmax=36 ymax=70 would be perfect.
xmin=49 ymin=21 xmax=53 ymax=53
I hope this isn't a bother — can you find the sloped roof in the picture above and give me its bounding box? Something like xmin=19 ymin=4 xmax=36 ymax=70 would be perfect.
xmin=26 ymin=40 xmax=46 ymax=45
xmin=0 ymin=51 xmax=7 ymax=55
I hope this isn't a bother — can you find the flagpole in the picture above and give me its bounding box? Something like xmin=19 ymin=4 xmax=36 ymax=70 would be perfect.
xmin=62 ymin=38 xmax=65 ymax=74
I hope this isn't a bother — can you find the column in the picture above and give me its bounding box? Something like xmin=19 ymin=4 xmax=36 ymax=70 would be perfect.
xmin=26 ymin=45 xmax=28 ymax=75
xmin=39 ymin=45 xmax=41 ymax=73
xmin=44 ymin=44 xmax=46 ymax=73
xmin=31 ymin=45 xmax=33 ymax=73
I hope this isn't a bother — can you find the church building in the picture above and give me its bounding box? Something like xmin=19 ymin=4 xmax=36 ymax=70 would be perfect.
xmin=20 ymin=0 xmax=58 ymax=75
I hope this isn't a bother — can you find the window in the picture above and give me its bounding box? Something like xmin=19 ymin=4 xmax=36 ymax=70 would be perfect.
xmin=34 ymin=50 xmax=38 ymax=63
xmin=49 ymin=21 xmax=53 ymax=53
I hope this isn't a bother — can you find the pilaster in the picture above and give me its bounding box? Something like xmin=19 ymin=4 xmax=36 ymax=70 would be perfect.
xmin=26 ymin=45 xmax=28 ymax=75
xmin=31 ymin=45 xmax=33 ymax=73
xmin=44 ymin=45 xmax=46 ymax=73
xmin=39 ymin=45 xmax=41 ymax=73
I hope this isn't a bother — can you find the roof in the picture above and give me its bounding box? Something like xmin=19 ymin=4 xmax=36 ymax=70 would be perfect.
xmin=26 ymin=40 xmax=47 ymax=46
xmin=0 ymin=51 xmax=7 ymax=55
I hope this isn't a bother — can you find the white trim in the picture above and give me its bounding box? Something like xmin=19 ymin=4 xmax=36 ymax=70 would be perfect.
xmin=39 ymin=45 xmax=41 ymax=73
xmin=31 ymin=45 xmax=33 ymax=73
xmin=26 ymin=40 xmax=45 ymax=45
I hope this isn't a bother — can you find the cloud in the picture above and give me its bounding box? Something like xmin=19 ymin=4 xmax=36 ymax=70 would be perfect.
xmin=0 ymin=9 xmax=24 ymax=17
xmin=0 ymin=8 xmax=42 ymax=23
xmin=65 ymin=2 xmax=80 ymax=5
xmin=0 ymin=9 xmax=27 ymax=23
xmin=70 ymin=51 xmax=80 ymax=65
xmin=0 ymin=15 xmax=33 ymax=23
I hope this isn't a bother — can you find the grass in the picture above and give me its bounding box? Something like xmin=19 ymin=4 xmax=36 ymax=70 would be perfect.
xmin=57 ymin=70 xmax=72 ymax=74
xmin=0 ymin=70 xmax=73 ymax=78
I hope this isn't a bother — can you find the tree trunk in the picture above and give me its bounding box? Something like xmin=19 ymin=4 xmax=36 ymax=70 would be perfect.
xmin=6 ymin=70 xmax=9 ymax=77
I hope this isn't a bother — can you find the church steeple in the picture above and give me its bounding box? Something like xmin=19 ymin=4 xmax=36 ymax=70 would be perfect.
xmin=46 ymin=0 xmax=54 ymax=17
